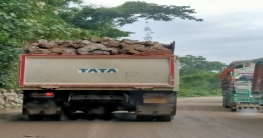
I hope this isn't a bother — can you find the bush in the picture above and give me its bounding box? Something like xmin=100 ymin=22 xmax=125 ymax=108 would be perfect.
xmin=178 ymin=88 xmax=218 ymax=97
xmin=0 ymin=37 xmax=22 ymax=88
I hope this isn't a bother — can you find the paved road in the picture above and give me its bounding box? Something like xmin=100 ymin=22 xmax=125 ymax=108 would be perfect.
xmin=1 ymin=97 xmax=263 ymax=138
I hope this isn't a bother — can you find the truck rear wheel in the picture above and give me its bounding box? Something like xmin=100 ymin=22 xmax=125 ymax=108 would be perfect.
xmin=155 ymin=116 xmax=173 ymax=122
xmin=53 ymin=109 xmax=67 ymax=121
xmin=100 ymin=113 xmax=113 ymax=121
xmin=223 ymin=97 xmax=230 ymax=108
xmin=231 ymin=108 xmax=237 ymax=112
xmin=54 ymin=114 xmax=67 ymax=121
xmin=136 ymin=115 xmax=154 ymax=121
xmin=28 ymin=115 xmax=42 ymax=121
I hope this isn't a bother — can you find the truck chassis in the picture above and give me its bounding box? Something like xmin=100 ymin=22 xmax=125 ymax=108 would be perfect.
xmin=22 ymin=90 xmax=177 ymax=121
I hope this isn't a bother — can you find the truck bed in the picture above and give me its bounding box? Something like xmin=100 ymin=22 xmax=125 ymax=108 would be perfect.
xmin=19 ymin=54 xmax=178 ymax=90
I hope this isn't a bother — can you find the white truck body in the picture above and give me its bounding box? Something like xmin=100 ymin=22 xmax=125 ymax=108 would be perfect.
xmin=19 ymin=54 xmax=179 ymax=91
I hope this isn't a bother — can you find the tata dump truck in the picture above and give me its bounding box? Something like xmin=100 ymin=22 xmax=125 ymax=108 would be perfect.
xmin=220 ymin=60 xmax=259 ymax=111
xmin=18 ymin=41 xmax=179 ymax=121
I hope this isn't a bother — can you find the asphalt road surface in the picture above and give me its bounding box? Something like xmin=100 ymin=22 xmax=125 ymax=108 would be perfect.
xmin=1 ymin=97 xmax=263 ymax=138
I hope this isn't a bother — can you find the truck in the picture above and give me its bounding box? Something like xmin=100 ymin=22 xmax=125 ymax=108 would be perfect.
xmin=220 ymin=60 xmax=259 ymax=111
xmin=251 ymin=58 xmax=263 ymax=106
xmin=18 ymin=41 xmax=179 ymax=122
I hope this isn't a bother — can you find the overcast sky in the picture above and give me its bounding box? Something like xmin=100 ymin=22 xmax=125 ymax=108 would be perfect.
xmin=80 ymin=0 xmax=263 ymax=64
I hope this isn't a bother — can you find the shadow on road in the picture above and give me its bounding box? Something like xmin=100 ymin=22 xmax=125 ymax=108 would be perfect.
xmin=0 ymin=112 xmax=167 ymax=122
xmin=178 ymin=104 xmax=263 ymax=113
xmin=178 ymin=104 xmax=230 ymax=112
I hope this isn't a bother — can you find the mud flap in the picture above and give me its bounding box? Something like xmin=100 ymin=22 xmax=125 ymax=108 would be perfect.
xmin=136 ymin=92 xmax=177 ymax=116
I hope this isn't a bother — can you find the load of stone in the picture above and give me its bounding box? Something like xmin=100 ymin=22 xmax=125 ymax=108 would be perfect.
xmin=24 ymin=37 xmax=172 ymax=55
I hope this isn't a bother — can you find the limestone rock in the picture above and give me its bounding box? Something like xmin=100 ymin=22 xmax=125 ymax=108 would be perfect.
xmin=24 ymin=38 xmax=173 ymax=55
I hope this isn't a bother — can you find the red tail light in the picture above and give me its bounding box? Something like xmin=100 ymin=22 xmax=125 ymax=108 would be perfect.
xmin=30 ymin=92 xmax=55 ymax=98
xmin=45 ymin=92 xmax=54 ymax=97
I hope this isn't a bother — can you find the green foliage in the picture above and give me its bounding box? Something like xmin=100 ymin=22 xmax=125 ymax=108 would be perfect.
xmin=0 ymin=37 xmax=22 ymax=88
xmin=41 ymin=0 xmax=82 ymax=7
xmin=179 ymin=55 xmax=226 ymax=75
xmin=61 ymin=1 xmax=203 ymax=38
xmin=179 ymin=55 xmax=226 ymax=97
xmin=0 ymin=0 xmax=95 ymax=42
xmin=0 ymin=0 xmax=95 ymax=89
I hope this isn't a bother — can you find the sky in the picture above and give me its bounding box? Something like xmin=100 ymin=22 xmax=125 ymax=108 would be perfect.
xmin=79 ymin=0 xmax=263 ymax=64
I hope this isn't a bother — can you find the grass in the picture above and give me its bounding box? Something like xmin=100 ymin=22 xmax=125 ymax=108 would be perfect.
xmin=177 ymin=89 xmax=221 ymax=97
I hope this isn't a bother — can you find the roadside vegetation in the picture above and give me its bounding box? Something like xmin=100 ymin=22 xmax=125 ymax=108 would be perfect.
xmin=178 ymin=55 xmax=226 ymax=97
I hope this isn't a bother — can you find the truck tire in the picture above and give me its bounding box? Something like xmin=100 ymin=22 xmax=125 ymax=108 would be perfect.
xmin=136 ymin=115 xmax=154 ymax=121
xmin=28 ymin=115 xmax=42 ymax=121
xmin=222 ymin=97 xmax=225 ymax=107
xmin=231 ymin=108 xmax=237 ymax=112
xmin=54 ymin=114 xmax=67 ymax=121
xmin=174 ymin=94 xmax=177 ymax=116
xmin=155 ymin=116 xmax=174 ymax=122
xmin=228 ymin=101 xmax=236 ymax=111
xmin=53 ymin=110 xmax=67 ymax=121
xmin=223 ymin=97 xmax=230 ymax=108
xmin=100 ymin=112 xmax=113 ymax=121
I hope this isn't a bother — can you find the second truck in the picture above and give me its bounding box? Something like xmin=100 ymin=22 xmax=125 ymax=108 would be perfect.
xmin=220 ymin=59 xmax=263 ymax=111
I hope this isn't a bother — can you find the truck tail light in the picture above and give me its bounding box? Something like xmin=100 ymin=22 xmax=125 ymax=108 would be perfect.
xmin=30 ymin=92 xmax=55 ymax=98
xmin=45 ymin=92 xmax=54 ymax=97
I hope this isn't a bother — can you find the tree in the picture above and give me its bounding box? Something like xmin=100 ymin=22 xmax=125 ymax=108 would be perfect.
xmin=0 ymin=0 xmax=95 ymax=88
xmin=143 ymin=19 xmax=153 ymax=40
xmin=61 ymin=1 xmax=203 ymax=38
xmin=41 ymin=0 xmax=82 ymax=8
xmin=179 ymin=55 xmax=227 ymax=76
xmin=0 ymin=0 xmax=95 ymax=43
xmin=179 ymin=55 xmax=226 ymax=97
xmin=0 ymin=36 xmax=22 ymax=88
